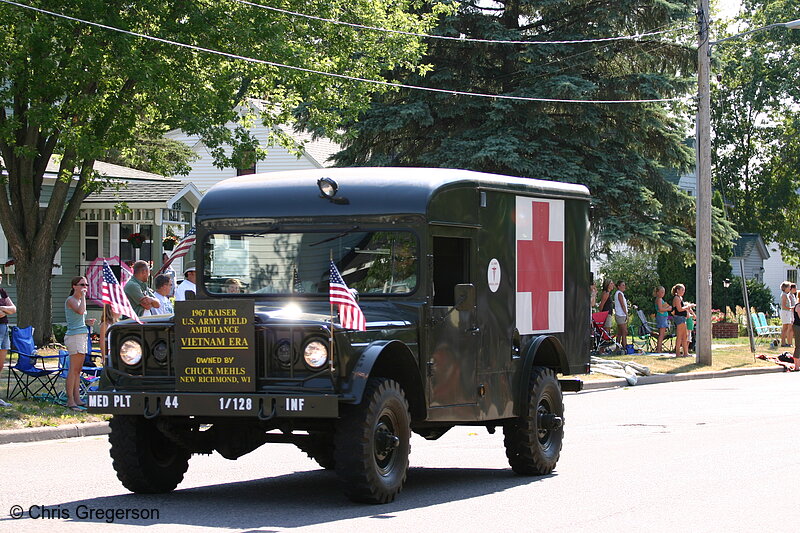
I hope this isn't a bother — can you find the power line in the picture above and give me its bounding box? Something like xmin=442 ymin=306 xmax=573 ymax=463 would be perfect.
xmin=230 ymin=0 xmax=693 ymax=45
xmin=0 ymin=0 xmax=687 ymax=105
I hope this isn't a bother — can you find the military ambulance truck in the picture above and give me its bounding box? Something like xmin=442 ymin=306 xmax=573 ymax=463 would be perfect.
xmin=89 ymin=167 xmax=591 ymax=504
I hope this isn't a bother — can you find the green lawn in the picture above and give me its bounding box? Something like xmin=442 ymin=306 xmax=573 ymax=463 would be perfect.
xmin=587 ymin=336 xmax=785 ymax=380
xmin=0 ymin=352 xmax=109 ymax=430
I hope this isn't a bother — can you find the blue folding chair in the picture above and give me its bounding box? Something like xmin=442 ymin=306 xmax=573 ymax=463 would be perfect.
xmin=56 ymin=327 xmax=104 ymax=402
xmin=57 ymin=350 xmax=101 ymax=403
xmin=5 ymin=326 xmax=61 ymax=401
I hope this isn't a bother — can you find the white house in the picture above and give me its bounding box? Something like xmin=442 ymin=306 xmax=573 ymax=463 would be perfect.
xmin=164 ymin=102 xmax=341 ymax=193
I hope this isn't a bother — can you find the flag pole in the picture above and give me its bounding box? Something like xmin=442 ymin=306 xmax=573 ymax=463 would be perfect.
xmin=329 ymin=250 xmax=335 ymax=373
xmin=328 ymin=249 xmax=334 ymax=374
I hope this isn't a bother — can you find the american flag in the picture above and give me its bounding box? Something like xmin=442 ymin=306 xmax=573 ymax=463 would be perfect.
xmin=157 ymin=226 xmax=196 ymax=276
xmin=101 ymin=260 xmax=142 ymax=323
xmin=329 ymin=260 xmax=366 ymax=331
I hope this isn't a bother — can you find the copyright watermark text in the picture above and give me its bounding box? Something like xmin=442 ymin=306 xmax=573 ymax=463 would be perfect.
xmin=9 ymin=504 xmax=160 ymax=523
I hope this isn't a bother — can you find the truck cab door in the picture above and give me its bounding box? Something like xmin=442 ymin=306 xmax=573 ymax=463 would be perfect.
xmin=427 ymin=235 xmax=479 ymax=409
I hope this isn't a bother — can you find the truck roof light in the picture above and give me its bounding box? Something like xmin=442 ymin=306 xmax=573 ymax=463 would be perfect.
xmin=317 ymin=177 xmax=338 ymax=199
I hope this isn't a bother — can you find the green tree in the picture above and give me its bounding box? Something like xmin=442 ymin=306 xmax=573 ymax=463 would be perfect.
xmin=332 ymin=0 xmax=736 ymax=259
xmin=0 ymin=0 xmax=438 ymax=342
xmin=103 ymin=134 xmax=197 ymax=177
xmin=711 ymin=0 xmax=800 ymax=264
xmin=597 ymin=252 xmax=660 ymax=312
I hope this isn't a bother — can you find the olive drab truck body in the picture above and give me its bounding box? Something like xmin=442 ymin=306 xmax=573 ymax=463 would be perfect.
xmin=89 ymin=167 xmax=591 ymax=503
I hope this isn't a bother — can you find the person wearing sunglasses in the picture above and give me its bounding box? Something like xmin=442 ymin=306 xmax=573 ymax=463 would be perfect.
xmin=64 ymin=276 xmax=96 ymax=411
xmin=0 ymin=272 xmax=16 ymax=408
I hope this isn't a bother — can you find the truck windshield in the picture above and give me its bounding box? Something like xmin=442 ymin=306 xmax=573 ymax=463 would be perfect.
xmin=203 ymin=230 xmax=418 ymax=296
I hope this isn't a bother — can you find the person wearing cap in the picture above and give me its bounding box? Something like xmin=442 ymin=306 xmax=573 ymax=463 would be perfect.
xmin=174 ymin=262 xmax=197 ymax=301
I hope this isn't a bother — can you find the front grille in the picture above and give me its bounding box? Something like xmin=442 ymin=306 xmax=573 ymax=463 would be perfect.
xmin=256 ymin=325 xmax=332 ymax=383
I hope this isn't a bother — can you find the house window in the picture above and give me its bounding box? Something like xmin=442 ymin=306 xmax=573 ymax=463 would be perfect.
xmin=120 ymin=223 xmax=153 ymax=263
xmin=788 ymin=269 xmax=798 ymax=284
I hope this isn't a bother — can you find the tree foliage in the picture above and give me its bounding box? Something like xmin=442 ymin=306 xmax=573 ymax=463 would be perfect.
xmin=711 ymin=0 xmax=800 ymax=264
xmin=103 ymin=134 xmax=197 ymax=177
xmin=332 ymin=0 xmax=736 ymax=260
xmin=597 ymin=251 xmax=660 ymax=311
xmin=0 ymin=0 xmax=439 ymax=342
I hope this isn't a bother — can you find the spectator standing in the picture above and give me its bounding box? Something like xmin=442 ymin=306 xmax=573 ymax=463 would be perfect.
xmin=146 ymin=274 xmax=174 ymax=315
xmin=123 ymin=260 xmax=160 ymax=317
xmin=598 ymin=280 xmax=615 ymax=331
xmin=653 ymin=286 xmax=672 ymax=353
xmin=99 ymin=306 xmax=120 ymax=359
xmin=614 ymin=281 xmax=630 ymax=353
xmin=793 ymin=297 xmax=800 ymax=371
xmin=671 ymin=283 xmax=695 ymax=357
xmin=779 ymin=281 xmax=793 ymax=348
xmin=0 ymin=272 xmax=17 ymax=408
xmin=161 ymin=253 xmax=177 ymax=297
xmin=174 ymin=262 xmax=197 ymax=301
xmin=64 ymin=276 xmax=96 ymax=410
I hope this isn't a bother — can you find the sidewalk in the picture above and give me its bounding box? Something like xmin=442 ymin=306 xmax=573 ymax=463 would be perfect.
xmin=0 ymin=364 xmax=788 ymax=446
xmin=582 ymin=364 xmax=785 ymax=390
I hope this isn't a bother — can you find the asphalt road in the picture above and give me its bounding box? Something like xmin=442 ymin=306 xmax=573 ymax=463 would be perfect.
xmin=1 ymin=372 xmax=798 ymax=532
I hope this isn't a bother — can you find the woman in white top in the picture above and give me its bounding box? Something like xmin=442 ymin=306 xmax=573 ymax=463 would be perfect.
xmin=779 ymin=281 xmax=793 ymax=348
xmin=614 ymin=281 xmax=629 ymax=351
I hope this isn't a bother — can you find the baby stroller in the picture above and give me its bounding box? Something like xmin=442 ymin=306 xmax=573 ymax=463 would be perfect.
xmin=591 ymin=311 xmax=621 ymax=355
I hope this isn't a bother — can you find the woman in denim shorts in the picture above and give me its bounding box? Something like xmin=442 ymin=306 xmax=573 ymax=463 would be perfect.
xmin=653 ymin=286 xmax=672 ymax=353
xmin=671 ymin=284 xmax=695 ymax=357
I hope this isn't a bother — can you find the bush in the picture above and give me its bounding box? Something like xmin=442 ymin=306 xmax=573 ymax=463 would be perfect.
xmin=728 ymin=277 xmax=773 ymax=315
xmin=51 ymin=324 xmax=66 ymax=344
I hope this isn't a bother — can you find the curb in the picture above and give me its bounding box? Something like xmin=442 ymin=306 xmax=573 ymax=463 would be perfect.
xmin=0 ymin=421 xmax=109 ymax=445
xmin=581 ymin=364 xmax=786 ymax=391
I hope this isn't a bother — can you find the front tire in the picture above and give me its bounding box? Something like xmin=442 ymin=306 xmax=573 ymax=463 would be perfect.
xmin=108 ymin=415 xmax=191 ymax=493
xmin=296 ymin=431 xmax=336 ymax=470
xmin=504 ymin=367 xmax=564 ymax=475
xmin=334 ymin=378 xmax=411 ymax=504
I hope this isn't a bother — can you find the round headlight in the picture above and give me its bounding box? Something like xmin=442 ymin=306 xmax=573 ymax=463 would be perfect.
xmin=152 ymin=340 xmax=169 ymax=365
xmin=303 ymin=340 xmax=328 ymax=368
xmin=119 ymin=339 xmax=143 ymax=366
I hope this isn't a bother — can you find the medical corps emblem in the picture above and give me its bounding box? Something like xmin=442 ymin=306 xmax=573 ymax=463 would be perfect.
xmin=516 ymin=197 xmax=565 ymax=334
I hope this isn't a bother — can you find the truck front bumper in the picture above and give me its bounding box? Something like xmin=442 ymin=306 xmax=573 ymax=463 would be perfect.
xmin=87 ymin=391 xmax=339 ymax=419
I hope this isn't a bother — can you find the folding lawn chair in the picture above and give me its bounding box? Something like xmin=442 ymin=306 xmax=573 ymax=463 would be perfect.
xmin=56 ymin=330 xmax=104 ymax=403
xmin=635 ymin=308 xmax=675 ymax=353
xmin=5 ymin=326 xmax=61 ymax=401
xmin=57 ymin=350 xmax=101 ymax=403
xmin=751 ymin=313 xmax=778 ymax=345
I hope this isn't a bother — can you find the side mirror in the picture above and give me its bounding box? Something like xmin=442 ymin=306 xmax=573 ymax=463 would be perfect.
xmin=454 ymin=284 xmax=476 ymax=312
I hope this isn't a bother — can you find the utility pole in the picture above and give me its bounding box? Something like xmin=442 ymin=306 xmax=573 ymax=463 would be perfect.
xmin=696 ymin=0 xmax=713 ymax=365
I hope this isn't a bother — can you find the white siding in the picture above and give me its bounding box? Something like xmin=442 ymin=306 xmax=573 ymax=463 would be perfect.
xmin=166 ymin=123 xmax=325 ymax=193
xmin=763 ymin=242 xmax=797 ymax=304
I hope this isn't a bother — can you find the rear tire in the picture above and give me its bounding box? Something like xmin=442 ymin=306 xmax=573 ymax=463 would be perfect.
xmin=109 ymin=415 xmax=191 ymax=493
xmin=334 ymin=378 xmax=411 ymax=503
xmin=504 ymin=367 xmax=564 ymax=475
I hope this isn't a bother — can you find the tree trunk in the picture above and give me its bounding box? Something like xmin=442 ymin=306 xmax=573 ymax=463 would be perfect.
xmin=14 ymin=253 xmax=56 ymax=346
